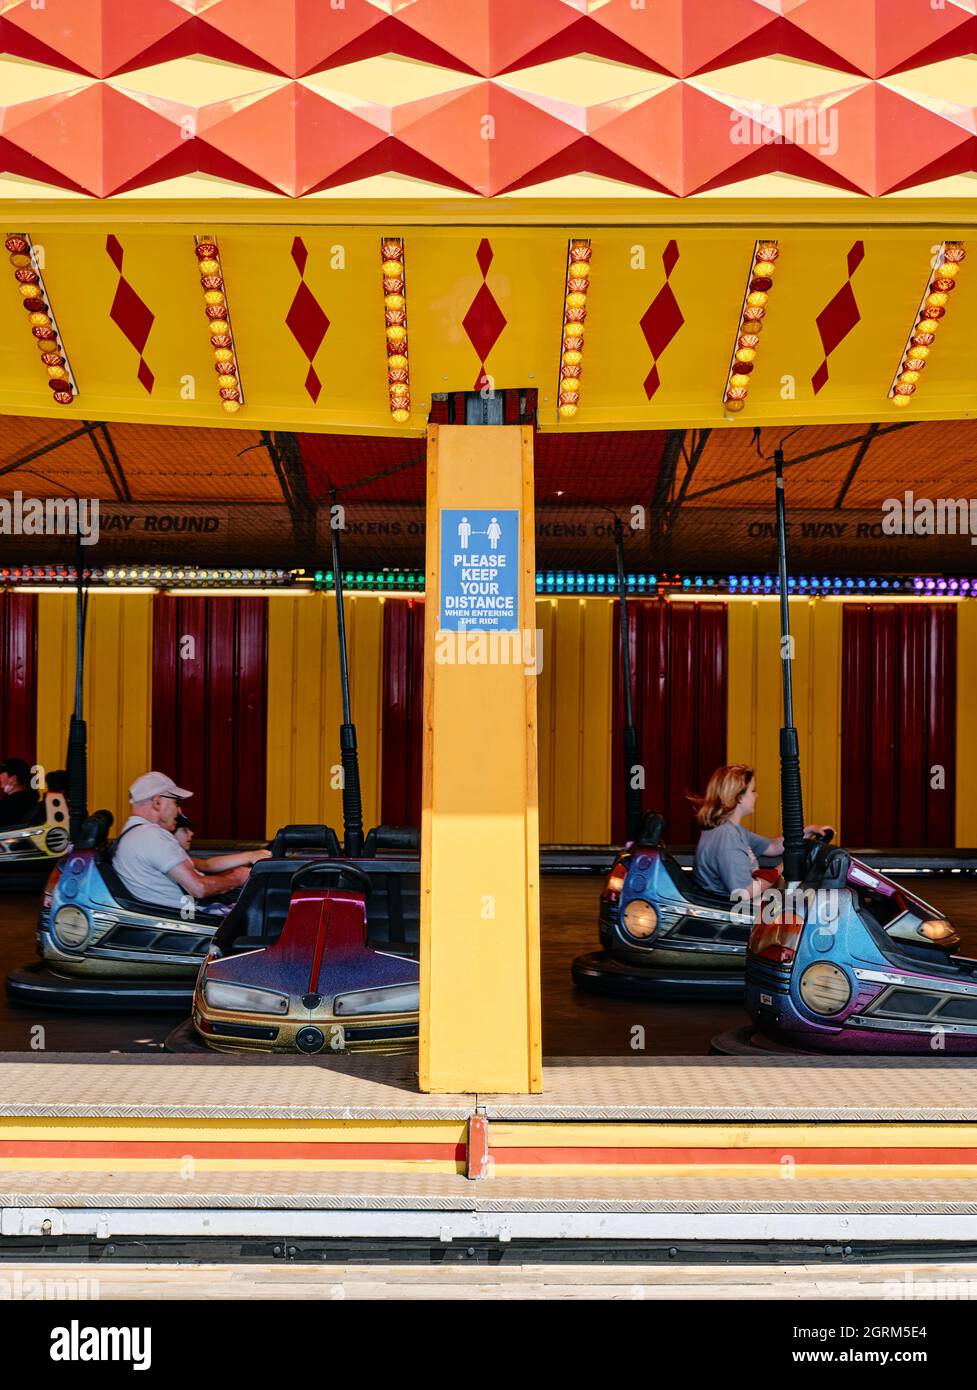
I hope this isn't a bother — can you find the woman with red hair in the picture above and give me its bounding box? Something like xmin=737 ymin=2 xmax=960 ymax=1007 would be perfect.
xmin=690 ymin=763 xmax=828 ymax=900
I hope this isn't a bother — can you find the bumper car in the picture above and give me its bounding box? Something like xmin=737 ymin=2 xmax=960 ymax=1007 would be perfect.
xmin=742 ymin=833 xmax=977 ymax=1054
xmin=572 ymin=810 xmax=750 ymax=999
xmin=190 ymin=860 xmax=418 ymax=1055
xmin=6 ymin=816 xmax=419 ymax=1012
xmin=0 ymin=790 xmax=71 ymax=891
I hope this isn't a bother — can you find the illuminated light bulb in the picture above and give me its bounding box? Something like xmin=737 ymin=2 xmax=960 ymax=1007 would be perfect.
xmin=203 ymin=290 xmax=225 ymax=306
xmin=559 ymin=403 xmax=578 ymax=418
xmin=208 ymin=319 xmax=230 ymax=336
xmin=46 ymin=365 xmax=68 ymax=380
xmin=916 ymin=318 xmax=939 ymax=334
xmin=566 ymin=291 xmax=587 ymax=309
xmin=564 ymin=321 xmax=584 ymax=339
xmin=937 ymin=261 xmax=959 ymax=278
xmin=568 ymin=262 xmax=590 ymax=279
xmin=28 ymin=312 xmax=50 ymax=327
xmin=386 ymin=325 xmax=406 ymax=343
xmin=892 ymin=395 xmax=912 ymax=408
xmin=391 ymin=408 xmax=410 ymax=423
xmin=907 ymin=345 xmax=930 ymax=360
xmin=18 ymin=283 xmax=38 ymax=299
xmin=198 ymin=258 xmax=219 ymax=275
xmin=384 ymin=294 xmax=406 ymax=310
xmin=389 ymin=382 xmax=409 ymax=398
xmin=926 ymin=292 xmax=949 ymax=309
xmin=222 ymin=399 xmax=241 ymax=413
xmin=754 ymin=261 xmax=776 ymax=277
xmin=725 ymin=399 xmax=746 ymax=412
xmin=746 ymin=291 xmax=767 ymax=308
xmin=562 ymin=350 xmax=583 ymax=367
xmin=729 ymin=373 xmax=751 ymax=388
xmin=899 ymin=370 xmax=921 ymax=384
xmin=381 ymin=259 xmax=403 ymax=277
xmin=734 ymin=348 xmax=756 ymax=363
xmin=387 ymin=354 xmax=407 ymax=370
xmin=213 ymin=348 xmax=234 ymax=363
xmin=216 ymin=374 xmax=236 ymax=389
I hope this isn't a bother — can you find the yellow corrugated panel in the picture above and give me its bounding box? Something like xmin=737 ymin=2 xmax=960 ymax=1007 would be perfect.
xmin=265 ymin=593 xmax=384 ymax=839
xmin=535 ymin=597 xmax=613 ymax=843
xmin=957 ymin=601 xmax=977 ymax=849
xmin=726 ymin=598 xmax=842 ymax=840
xmin=36 ymin=593 xmax=152 ymax=823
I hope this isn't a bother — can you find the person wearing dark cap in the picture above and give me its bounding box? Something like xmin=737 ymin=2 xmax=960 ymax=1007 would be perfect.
xmin=0 ymin=758 xmax=39 ymax=828
xmin=173 ymin=812 xmax=267 ymax=877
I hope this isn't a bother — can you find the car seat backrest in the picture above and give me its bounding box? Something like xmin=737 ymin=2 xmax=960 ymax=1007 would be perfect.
xmin=269 ymin=824 xmax=341 ymax=858
xmin=635 ymin=810 xmax=666 ymax=848
xmin=75 ymin=809 xmax=114 ymax=851
xmin=362 ymin=824 xmax=420 ymax=856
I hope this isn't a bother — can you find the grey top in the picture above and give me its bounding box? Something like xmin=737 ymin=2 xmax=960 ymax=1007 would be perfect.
xmin=113 ymin=815 xmax=189 ymax=909
xmin=694 ymin=820 xmax=771 ymax=896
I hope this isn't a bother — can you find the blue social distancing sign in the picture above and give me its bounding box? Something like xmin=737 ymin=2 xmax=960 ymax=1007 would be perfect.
xmin=440 ymin=508 xmax=519 ymax=631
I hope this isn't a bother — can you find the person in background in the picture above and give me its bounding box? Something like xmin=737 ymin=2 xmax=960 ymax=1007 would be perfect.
xmin=113 ymin=771 xmax=268 ymax=911
xmin=174 ymin=812 xmax=269 ymax=876
xmin=0 ymin=757 xmax=39 ymax=828
xmin=690 ymin=763 xmax=831 ymax=901
xmin=43 ymin=770 xmax=69 ymax=795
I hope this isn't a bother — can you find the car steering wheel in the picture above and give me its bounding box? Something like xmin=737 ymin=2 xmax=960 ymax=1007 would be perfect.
xmin=290 ymin=861 xmax=373 ymax=901
xmin=802 ymin=827 xmax=835 ymax=882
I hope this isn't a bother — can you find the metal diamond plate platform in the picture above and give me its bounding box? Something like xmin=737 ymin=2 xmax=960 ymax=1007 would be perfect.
xmin=4 ymin=1054 xmax=977 ymax=1123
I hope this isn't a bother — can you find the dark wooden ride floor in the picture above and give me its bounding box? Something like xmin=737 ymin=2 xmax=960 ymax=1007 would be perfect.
xmin=1 ymin=873 xmax=974 ymax=1057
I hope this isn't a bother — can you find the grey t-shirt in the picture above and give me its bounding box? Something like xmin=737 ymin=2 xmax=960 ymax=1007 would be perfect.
xmin=694 ymin=821 xmax=771 ymax=896
xmin=112 ymin=816 xmax=190 ymax=909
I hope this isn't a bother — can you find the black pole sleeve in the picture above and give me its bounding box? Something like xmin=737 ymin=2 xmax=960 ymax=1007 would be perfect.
xmin=780 ymin=726 xmax=806 ymax=884
xmin=66 ymin=715 xmax=88 ymax=844
xmin=339 ymin=723 xmax=364 ymax=858
xmin=622 ymin=725 xmax=644 ymax=843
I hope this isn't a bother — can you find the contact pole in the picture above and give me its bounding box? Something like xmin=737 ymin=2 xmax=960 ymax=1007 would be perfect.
xmin=615 ymin=517 xmax=643 ymax=842
xmin=66 ymin=542 xmax=88 ymax=842
xmin=775 ymin=450 xmax=805 ymax=884
xmin=329 ymin=493 xmax=363 ymax=857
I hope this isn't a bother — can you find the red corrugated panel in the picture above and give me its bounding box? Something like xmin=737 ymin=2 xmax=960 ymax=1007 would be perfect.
xmin=151 ymin=596 xmax=267 ymax=839
xmin=612 ymin=599 xmax=727 ymax=845
xmin=0 ymin=592 xmax=36 ymax=765
xmin=841 ymin=603 xmax=955 ymax=847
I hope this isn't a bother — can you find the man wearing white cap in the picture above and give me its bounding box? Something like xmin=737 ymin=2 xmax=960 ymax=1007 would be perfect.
xmin=113 ymin=772 xmax=268 ymax=911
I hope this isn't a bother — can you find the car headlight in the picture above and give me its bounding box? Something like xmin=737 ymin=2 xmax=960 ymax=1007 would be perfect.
xmin=333 ymin=984 xmax=419 ymax=1016
xmin=53 ymin=905 xmax=89 ymax=949
xmin=204 ymin=980 xmax=289 ymax=1015
xmin=798 ymin=962 xmax=851 ymax=1015
xmin=623 ymin=898 xmax=658 ymax=940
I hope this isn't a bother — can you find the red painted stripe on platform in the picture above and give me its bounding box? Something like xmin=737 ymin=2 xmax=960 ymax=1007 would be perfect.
xmin=491 ymin=1147 xmax=977 ymax=1166
xmin=0 ymin=1141 xmax=465 ymax=1161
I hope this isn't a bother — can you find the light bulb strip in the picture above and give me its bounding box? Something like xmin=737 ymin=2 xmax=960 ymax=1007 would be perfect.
xmin=888 ymin=241 xmax=966 ymax=408
xmin=723 ymin=239 xmax=779 ymax=415
xmin=5 ymin=232 xmax=77 ymax=406
xmin=195 ymin=236 xmax=244 ymax=415
xmin=557 ymin=239 xmax=591 ymax=421
xmin=381 ymin=238 xmax=410 ymax=423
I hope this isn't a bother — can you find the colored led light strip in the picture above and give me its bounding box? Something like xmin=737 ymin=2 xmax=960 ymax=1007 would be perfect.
xmin=195 ymin=236 xmax=244 ymax=414
xmin=5 ymin=233 xmax=77 ymax=406
xmin=381 ymin=238 xmax=410 ymax=423
xmin=888 ymin=241 xmax=966 ymax=408
xmin=557 ymin=239 xmax=591 ymax=420
xmin=723 ymin=239 xmax=779 ymax=414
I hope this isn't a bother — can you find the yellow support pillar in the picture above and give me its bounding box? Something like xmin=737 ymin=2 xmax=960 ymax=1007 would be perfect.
xmin=419 ymin=424 xmax=542 ymax=1094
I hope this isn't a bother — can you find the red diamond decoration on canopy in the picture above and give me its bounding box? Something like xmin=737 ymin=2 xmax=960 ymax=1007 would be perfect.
xmin=640 ymin=240 xmax=683 ymax=401
xmin=463 ymin=239 xmax=506 ymax=391
xmin=105 ymin=234 xmax=154 ymax=394
xmin=286 ymin=237 xmax=329 ymax=403
xmin=811 ymin=240 xmax=864 ymax=395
